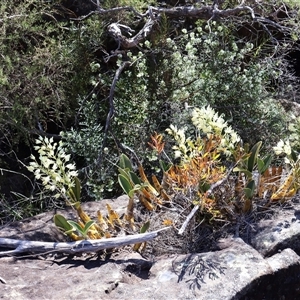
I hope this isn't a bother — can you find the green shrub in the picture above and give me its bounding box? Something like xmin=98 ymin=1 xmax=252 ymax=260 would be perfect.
xmin=61 ymin=19 xmax=293 ymax=199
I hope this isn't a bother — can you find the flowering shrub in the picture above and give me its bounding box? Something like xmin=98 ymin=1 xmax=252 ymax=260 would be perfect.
xmin=166 ymin=106 xmax=241 ymax=161
xmin=27 ymin=136 xmax=147 ymax=241
xmin=160 ymin=23 xmax=287 ymax=145
xmin=61 ymin=20 xmax=288 ymax=200
xmin=27 ymin=136 xmax=78 ymax=203
xmin=271 ymin=116 xmax=300 ymax=200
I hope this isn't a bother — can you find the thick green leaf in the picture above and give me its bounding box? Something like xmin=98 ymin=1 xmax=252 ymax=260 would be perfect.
xmin=130 ymin=171 xmax=142 ymax=185
xmin=247 ymin=141 xmax=262 ymax=172
xmin=119 ymin=154 xmax=133 ymax=171
xmin=128 ymin=184 xmax=141 ymax=198
xmin=118 ymin=174 xmax=133 ymax=196
xmin=67 ymin=220 xmax=84 ymax=234
xmin=257 ymin=155 xmax=272 ymax=174
xmin=244 ymin=180 xmax=256 ymax=199
xmin=133 ymin=220 xmax=150 ymax=252
xmin=263 ymin=154 xmax=272 ymax=167
xmin=257 ymin=158 xmax=264 ymax=173
xmin=82 ymin=220 xmax=96 ymax=234
xmin=243 ymin=143 xmax=250 ymax=154
xmin=54 ymin=214 xmax=73 ymax=231
xmin=118 ymin=168 xmax=131 ymax=180
xmin=199 ymin=181 xmax=210 ymax=193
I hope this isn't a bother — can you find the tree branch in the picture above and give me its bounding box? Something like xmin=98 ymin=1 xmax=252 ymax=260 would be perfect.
xmin=97 ymin=61 xmax=130 ymax=167
xmin=70 ymin=4 xmax=288 ymax=52
xmin=108 ymin=17 xmax=157 ymax=49
xmin=70 ymin=6 xmax=146 ymax=21
xmin=0 ymin=227 xmax=170 ymax=257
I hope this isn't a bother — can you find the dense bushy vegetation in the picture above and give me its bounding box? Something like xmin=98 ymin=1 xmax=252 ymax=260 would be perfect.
xmin=0 ymin=0 xmax=300 ymax=225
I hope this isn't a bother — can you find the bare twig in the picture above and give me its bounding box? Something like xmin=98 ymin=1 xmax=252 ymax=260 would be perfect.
xmin=70 ymin=6 xmax=146 ymax=21
xmin=178 ymin=205 xmax=200 ymax=235
xmin=0 ymin=227 xmax=170 ymax=257
xmin=97 ymin=60 xmax=130 ymax=167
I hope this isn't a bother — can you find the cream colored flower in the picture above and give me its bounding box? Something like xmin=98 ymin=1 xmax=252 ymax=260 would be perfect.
xmin=273 ymin=140 xmax=285 ymax=155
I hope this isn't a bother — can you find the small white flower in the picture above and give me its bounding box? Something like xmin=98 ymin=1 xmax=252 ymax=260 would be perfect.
xmin=55 ymin=175 xmax=62 ymax=183
xmin=273 ymin=140 xmax=284 ymax=155
xmin=49 ymin=185 xmax=56 ymax=191
xmin=40 ymin=157 xmax=52 ymax=169
xmin=174 ymin=150 xmax=182 ymax=158
xmin=42 ymin=176 xmax=51 ymax=185
xmin=283 ymin=140 xmax=292 ymax=156
xmin=27 ymin=166 xmax=35 ymax=172
xmin=69 ymin=171 xmax=78 ymax=177
xmin=66 ymin=163 xmax=76 ymax=170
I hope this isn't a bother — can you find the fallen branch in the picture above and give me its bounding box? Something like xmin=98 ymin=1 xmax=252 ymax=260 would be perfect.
xmin=0 ymin=227 xmax=170 ymax=257
xmin=178 ymin=205 xmax=199 ymax=235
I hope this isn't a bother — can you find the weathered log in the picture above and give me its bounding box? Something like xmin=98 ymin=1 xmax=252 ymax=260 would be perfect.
xmin=0 ymin=227 xmax=170 ymax=257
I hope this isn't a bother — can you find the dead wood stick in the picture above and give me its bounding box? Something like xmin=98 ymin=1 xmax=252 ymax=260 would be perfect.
xmin=0 ymin=227 xmax=170 ymax=257
xmin=178 ymin=205 xmax=199 ymax=235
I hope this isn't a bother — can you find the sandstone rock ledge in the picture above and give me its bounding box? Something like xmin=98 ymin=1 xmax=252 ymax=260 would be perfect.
xmin=1 ymin=196 xmax=300 ymax=300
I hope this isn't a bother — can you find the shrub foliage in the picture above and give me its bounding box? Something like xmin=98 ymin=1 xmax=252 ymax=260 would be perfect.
xmin=1 ymin=0 xmax=300 ymax=224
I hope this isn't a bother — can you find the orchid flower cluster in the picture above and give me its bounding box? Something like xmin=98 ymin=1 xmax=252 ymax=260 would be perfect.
xmin=166 ymin=106 xmax=241 ymax=160
xmin=191 ymin=106 xmax=240 ymax=155
xmin=273 ymin=115 xmax=300 ymax=165
xmin=27 ymin=136 xmax=78 ymax=200
xmin=165 ymin=125 xmax=192 ymax=160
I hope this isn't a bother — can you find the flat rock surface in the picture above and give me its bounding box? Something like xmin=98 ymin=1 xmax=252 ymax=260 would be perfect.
xmin=2 ymin=196 xmax=300 ymax=299
xmin=251 ymin=199 xmax=300 ymax=256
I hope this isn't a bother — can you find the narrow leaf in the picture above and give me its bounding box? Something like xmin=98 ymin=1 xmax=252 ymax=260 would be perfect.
xmin=74 ymin=177 xmax=81 ymax=202
xmin=118 ymin=168 xmax=131 ymax=180
xmin=291 ymin=150 xmax=298 ymax=162
xmin=140 ymin=220 xmax=150 ymax=233
xmin=133 ymin=221 xmax=150 ymax=251
xmin=159 ymin=160 xmax=172 ymax=172
xmin=257 ymin=155 xmax=272 ymax=174
xmin=83 ymin=220 xmax=96 ymax=234
xmin=247 ymin=141 xmax=262 ymax=172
